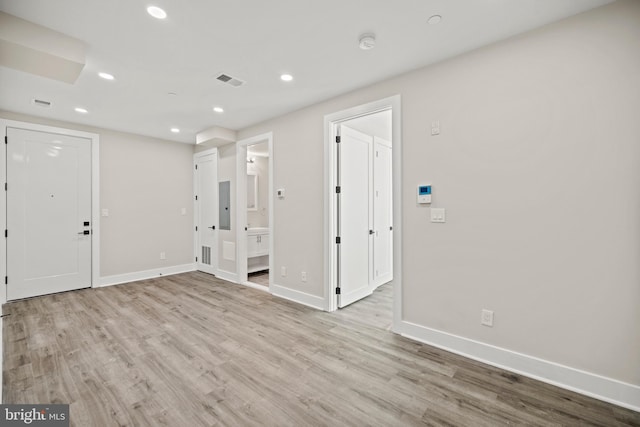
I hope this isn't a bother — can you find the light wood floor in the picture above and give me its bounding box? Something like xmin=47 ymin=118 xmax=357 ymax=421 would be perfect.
xmin=3 ymin=272 xmax=639 ymax=426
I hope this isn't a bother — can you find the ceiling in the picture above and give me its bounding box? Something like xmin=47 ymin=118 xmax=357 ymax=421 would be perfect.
xmin=0 ymin=0 xmax=613 ymax=144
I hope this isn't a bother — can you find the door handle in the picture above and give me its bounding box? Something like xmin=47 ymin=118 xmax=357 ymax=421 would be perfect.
xmin=208 ymin=225 xmax=216 ymax=230
xmin=369 ymin=229 xmax=375 ymax=235
xmin=78 ymin=230 xmax=90 ymax=235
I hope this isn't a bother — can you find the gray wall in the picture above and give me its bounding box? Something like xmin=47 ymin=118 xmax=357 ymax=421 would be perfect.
xmin=237 ymin=0 xmax=640 ymax=386
xmin=0 ymin=110 xmax=195 ymax=277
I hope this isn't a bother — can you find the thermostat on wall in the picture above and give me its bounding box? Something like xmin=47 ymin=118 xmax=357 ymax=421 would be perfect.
xmin=417 ymin=185 xmax=432 ymax=204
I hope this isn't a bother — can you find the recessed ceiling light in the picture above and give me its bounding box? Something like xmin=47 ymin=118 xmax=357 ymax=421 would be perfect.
xmin=74 ymin=107 xmax=88 ymax=114
xmin=170 ymin=128 xmax=180 ymax=133
xmin=428 ymin=15 xmax=442 ymax=25
xmin=280 ymin=74 xmax=293 ymax=82
xmin=98 ymin=72 xmax=115 ymax=80
xmin=213 ymin=106 xmax=224 ymax=113
xmin=147 ymin=6 xmax=167 ymax=19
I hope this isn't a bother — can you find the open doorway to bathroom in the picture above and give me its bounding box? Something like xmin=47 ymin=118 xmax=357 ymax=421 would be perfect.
xmin=236 ymin=133 xmax=273 ymax=291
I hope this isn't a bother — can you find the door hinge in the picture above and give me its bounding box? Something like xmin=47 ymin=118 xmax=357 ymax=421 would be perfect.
xmin=335 ymin=186 xmax=341 ymax=193
xmin=4 ymin=276 xmax=7 ymax=285
xmin=335 ymin=236 xmax=341 ymax=244
xmin=195 ymin=226 xmax=198 ymax=231
xmin=195 ymin=164 xmax=198 ymax=170
xmin=335 ymin=136 xmax=341 ymax=143
xmin=4 ymin=183 xmax=6 ymax=191
xmin=195 ymin=195 xmax=198 ymax=201
xmin=336 ymin=287 xmax=341 ymax=295
xmin=195 ymin=257 xmax=198 ymax=262
xmin=4 ymin=136 xmax=7 ymax=145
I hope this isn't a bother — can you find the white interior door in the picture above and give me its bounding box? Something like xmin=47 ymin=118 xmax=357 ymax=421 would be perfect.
xmin=7 ymin=127 xmax=92 ymax=300
xmin=195 ymin=150 xmax=218 ymax=275
xmin=338 ymin=126 xmax=374 ymax=308
xmin=374 ymin=137 xmax=393 ymax=286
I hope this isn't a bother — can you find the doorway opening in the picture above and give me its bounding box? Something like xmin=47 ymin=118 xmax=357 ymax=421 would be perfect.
xmin=324 ymin=96 xmax=402 ymax=332
xmin=236 ymin=133 xmax=273 ymax=291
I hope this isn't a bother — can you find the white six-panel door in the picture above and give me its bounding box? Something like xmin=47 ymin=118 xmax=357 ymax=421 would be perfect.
xmin=7 ymin=127 xmax=92 ymax=300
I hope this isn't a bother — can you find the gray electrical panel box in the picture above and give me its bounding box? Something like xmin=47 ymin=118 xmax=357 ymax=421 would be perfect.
xmin=219 ymin=181 xmax=231 ymax=230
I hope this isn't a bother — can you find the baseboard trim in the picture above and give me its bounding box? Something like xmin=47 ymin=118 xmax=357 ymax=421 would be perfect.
xmin=270 ymin=283 xmax=325 ymax=310
xmin=99 ymin=263 xmax=196 ymax=287
xmin=214 ymin=269 xmax=238 ymax=284
xmin=398 ymin=320 xmax=640 ymax=412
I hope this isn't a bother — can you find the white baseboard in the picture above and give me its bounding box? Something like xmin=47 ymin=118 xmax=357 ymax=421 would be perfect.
xmin=99 ymin=263 xmax=196 ymax=287
xmin=270 ymin=283 xmax=325 ymax=310
xmin=238 ymin=281 xmax=270 ymax=292
xmin=398 ymin=320 xmax=640 ymax=412
xmin=214 ymin=269 xmax=238 ymax=284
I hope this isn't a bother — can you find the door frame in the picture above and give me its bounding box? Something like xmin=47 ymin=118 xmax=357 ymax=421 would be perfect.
xmin=1 ymin=119 xmax=100 ymax=305
xmin=323 ymin=96 xmax=402 ymax=331
xmin=193 ymin=147 xmax=219 ymax=275
xmin=236 ymin=132 xmax=273 ymax=290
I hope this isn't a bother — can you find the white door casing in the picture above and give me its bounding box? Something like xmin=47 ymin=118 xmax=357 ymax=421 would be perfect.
xmin=6 ymin=127 xmax=92 ymax=300
xmin=337 ymin=125 xmax=375 ymax=308
xmin=194 ymin=149 xmax=219 ymax=275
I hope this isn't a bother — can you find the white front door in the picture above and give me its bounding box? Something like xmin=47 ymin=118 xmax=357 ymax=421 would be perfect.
xmin=337 ymin=126 xmax=374 ymax=308
xmin=194 ymin=150 xmax=218 ymax=275
xmin=6 ymin=127 xmax=92 ymax=300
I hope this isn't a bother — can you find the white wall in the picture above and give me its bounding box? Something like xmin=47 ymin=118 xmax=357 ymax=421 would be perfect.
xmin=237 ymin=0 xmax=640 ymax=398
xmin=0 ymin=110 xmax=195 ymax=280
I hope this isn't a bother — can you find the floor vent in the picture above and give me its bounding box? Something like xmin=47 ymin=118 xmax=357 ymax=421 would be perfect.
xmin=215 ymin=73 xmax=245 ymax=87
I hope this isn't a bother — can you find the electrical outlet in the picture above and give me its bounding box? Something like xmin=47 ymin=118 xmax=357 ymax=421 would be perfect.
xmin=481 ymin=309 xmax=494 ymax=327
xmin=301 ymin=271 xmax=307 ymax=282
xmin=281 ymin=266 xmax=287 ymax=277
xmin=160 ymin=251 xmax=166 ymax=260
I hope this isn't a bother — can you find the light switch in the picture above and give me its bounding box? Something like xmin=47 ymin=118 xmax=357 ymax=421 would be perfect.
xmin=431 ymin=208 xmax=446 ymax=223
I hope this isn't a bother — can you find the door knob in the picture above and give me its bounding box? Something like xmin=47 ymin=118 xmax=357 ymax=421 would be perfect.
xmin=369 ymin=229 xmax=375 ymax=235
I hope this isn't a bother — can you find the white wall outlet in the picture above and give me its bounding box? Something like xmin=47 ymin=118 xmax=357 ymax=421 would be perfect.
xmin=431 ymin=120 xmax=440 ymax=136
xmin=301 ymin=271 xmax=307 ymax=282
xmin=431 ymin=208 xmax=446 ymax=223
xmin=281 ymin=266 xmax=287 ymax=277
xmin=481 ymin=309 xmax=494 ymax=327
xmin=160 ymin=251 xmax=166 ymax=260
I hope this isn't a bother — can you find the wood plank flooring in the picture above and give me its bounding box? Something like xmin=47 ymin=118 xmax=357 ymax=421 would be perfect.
xmin=3 ymin=272 xmax=639 ymax=426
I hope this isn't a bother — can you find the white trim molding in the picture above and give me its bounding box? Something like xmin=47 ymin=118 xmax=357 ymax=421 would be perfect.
xmin=214 ymin=269 xmax=239 ymax=284
xmin=271 ymin=283 xmax=325 ymax=310
xmin=99 ymin=263 xmax=196 ymax=287
xmin=398 ymin=320 xmax=640 ymax=412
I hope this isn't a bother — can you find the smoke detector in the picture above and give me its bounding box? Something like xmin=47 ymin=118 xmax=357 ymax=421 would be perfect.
xmin=359 ymin=34 xmax=376 ymax=50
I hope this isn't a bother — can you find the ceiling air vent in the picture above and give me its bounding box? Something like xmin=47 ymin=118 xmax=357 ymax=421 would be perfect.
xmin=31 ymin=98 xmax=52 ymax=108
xmin=215 ymin=73 xmax=245 ymax=87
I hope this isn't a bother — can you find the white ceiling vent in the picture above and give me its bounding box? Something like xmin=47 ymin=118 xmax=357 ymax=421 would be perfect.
xmin=216 ymin=73 xmax=245 ymax=87
xmin=31 ymin=98 xmax=52 ymax=108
